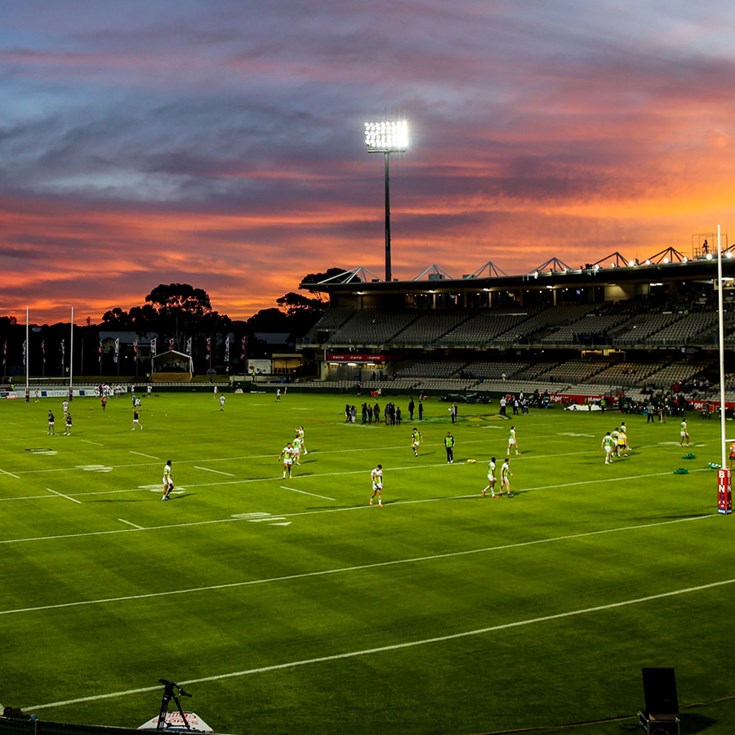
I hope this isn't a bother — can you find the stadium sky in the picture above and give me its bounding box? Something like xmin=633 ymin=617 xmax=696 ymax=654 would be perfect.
xmin=2 ymin=1 xmax=735 ymax=325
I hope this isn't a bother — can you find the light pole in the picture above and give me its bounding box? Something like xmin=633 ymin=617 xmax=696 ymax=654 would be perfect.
xmin=364 ymin=120 xmax=409 ymax=282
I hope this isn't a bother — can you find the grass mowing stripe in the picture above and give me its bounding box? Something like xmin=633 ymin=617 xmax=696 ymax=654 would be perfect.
xmin=0 ymin=513 xmax=714 ymax=617
xmin=25 ymin=574 xmax=735 ymax=713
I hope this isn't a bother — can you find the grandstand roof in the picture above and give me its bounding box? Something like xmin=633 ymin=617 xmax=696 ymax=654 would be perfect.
xmin=301 ymin=256 xmax=735 ymax=296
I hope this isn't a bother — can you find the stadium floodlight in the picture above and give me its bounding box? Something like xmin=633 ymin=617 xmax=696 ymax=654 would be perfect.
xmin=365 ymin=120 xmax=409 ymax=282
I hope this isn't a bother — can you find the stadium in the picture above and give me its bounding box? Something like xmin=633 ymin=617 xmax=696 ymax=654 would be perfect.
xmin=2 ymin=237 xmax=735 ymax=735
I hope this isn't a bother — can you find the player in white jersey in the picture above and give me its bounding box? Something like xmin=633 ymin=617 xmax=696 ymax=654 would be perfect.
xmin=679 ymin=419 xmax=690 ymax=447
xmin=601 ymin=432 xmax=615 ymax=464
xmin=279 ymin=442 xmax=295 ymax=478
xmin=370 ymin=464 xmax=383 ymax=506
xmin=292 ymin=435 xmax=303 ymax=465
xmin=507 ymin=426 xmax=520 ymax=456
xmin=483 ymin=457 xmax=497 ymax=497
xmin=297 ymin=425 xmax=307 ymax=454
xmin=219 ymin=394 xmax=225 ymax=411
xmin=500 ymin=459 xmax=513 ymax=497
xmin=162 ymin=460 xmax=174 ymax=501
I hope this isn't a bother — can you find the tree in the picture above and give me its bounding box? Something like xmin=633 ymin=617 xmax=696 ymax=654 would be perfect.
xmin=146 ymin=284 xmax=212 ymax=318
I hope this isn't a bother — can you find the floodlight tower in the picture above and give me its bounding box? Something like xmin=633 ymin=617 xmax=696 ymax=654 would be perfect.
xmin=364 ymin=120 xmax=409 ymax=282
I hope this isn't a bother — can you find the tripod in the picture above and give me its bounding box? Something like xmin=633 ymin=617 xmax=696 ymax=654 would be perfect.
xmin=156 ymin=679 xmax=192 ymax=731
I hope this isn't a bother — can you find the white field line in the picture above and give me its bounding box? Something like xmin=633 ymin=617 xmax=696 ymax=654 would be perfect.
xmin=46 ymin=488 xmax=82 ymax=505
xmin=0 ymin=468 xmax=20 ymax=479
xmin=280 ymin=485 xmax=336 ymax=501
xmin=80 ymin=440 xmax=104 ymax=447
xmin=130 ymin=451 xmax=159 ymax=459
xmin=117 ymin=518 xmax=144 ymax=530
xmin=194 ymin=466 xmax=235 ymax=477
xmin=0 ymin=514 xmax=714 ymax=617
xmin=0 ymin=468 xmax=713 ymax=543
xmin=0 ymin=440 xmax=584 ymax=476
xmin=24 ymin=574 xmax=735 ymax=712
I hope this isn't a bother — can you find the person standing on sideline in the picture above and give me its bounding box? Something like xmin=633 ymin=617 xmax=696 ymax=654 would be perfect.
xmin=500 ymin=458 xmax=513 ymax=497
xmin=444 ymin=432 xmax=455 ymax=463
xmin=411 ymin=427 xmax=423 ymax=456
xmin=418 ymin=400 xmax=424 ymax=420
xmin=507 ymin=425 xmax=520 ymax=455
xmin=162 ymin=460 xmax=174 ymax=501
xmin=483 ymin=457 xmax=497 ymax=497
xmin=219 ymin=394 xmax=226 ymax=411
xmin=679 ymin=418 xmax=690 ymax=447
xmin=132 ymin=408 xmax=143 ymax=430
xmin=279 ymin=442 xmax=295 ymax=478
xmin=370 ymin=464 xmax=383 ymax=506
xmin=408 ymin=397 xmax=415 ymax=421
xmin=602 ymin=431 xmax=615 ymax=464
xmin=48 ymin=410 xmax=55 ymax=435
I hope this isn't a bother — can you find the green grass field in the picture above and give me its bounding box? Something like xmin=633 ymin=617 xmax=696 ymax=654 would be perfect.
xmin=2 ymin=390 xmax=734 ymax=734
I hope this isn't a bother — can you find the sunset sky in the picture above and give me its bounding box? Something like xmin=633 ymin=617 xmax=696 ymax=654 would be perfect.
xmin=2 ymin=1 xmax=735 ymax=325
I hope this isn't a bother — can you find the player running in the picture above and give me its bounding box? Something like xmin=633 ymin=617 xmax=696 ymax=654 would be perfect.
xmin=601 ymin=431 xmax=615 ymax=464
xmin=279 ymin=442 xmax=296 ymax=479
xmin=370 ymin=464 xmax=383 ymax=506
xmin=411 ymin=427 xmax=423 ymax=456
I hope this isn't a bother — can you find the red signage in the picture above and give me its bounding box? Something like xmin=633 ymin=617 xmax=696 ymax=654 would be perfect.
xmin=326 ymin=352 xmax=385 ymax=363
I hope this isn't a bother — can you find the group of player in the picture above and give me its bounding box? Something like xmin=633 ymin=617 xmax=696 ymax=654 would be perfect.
xmin=47 ymin=399 xmax=73 ymax=436
xmin=600 ymin=423 xmax=631 ymax=464
xmin=481 ymin=427 xmax=519 ymax=498
xmin=278 ymin=426 xmax=307 ymax=479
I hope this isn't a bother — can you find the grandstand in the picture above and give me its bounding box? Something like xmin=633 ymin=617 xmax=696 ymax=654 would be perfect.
xmin=297 ymin=253 xmax=735 ymax=405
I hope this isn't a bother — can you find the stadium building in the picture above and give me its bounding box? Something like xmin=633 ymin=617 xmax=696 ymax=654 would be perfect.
xmin=297 ymin=244 xmax=735 ymax=411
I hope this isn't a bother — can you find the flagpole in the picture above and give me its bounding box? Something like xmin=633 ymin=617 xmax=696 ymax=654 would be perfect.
xmin=25 ymin=306 xmax=29 ymax=400
xmin=69 ymin=307 xmax=74 ymax=398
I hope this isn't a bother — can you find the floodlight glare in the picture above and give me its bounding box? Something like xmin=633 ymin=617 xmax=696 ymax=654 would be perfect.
xmin=364 ymin=119 xmax=410 ymax=281
xmin=365 ymin=120 xmax=409 ymax=152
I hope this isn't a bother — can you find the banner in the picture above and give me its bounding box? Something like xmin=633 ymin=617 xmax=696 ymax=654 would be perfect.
xmin=718 ymin=469 xmax=732 ymax=515
xmin=224 ymin=335 xmax=230 ymax=364
xmin=169 ymin=337 xmax=175 ymax=351
xmin=41 ymin=339 xmax=46 ymax=364
xmin=114 ymin=338 xmax=120 ymax=364
xmin=150 ymin=338 xmax=157 ymax=358
xmin=241 ymin=335 xmax=247 ymax=364
xmin=3 ymin=339 xmax=8 ymax=366
xmin=98 ymin=339 xmax=102 ymax=363
xmin=133 ymin=339 xmax=138 ymax=359
xmin=186 ymin=337 xmax=192 ymax=355
xmin=22 ymin=340 xmax=26 ymax=367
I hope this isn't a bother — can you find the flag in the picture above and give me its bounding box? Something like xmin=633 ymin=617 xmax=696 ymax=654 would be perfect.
xmin=150 ymin=338 xmax=157 ymax=358
xmin=133 ymin=339 xmax=138 ymax=358
xmin=2 ymin=339 xmax=7 ymax=366
xmin=60 ymin=338 xmax=65 ymax=363
xmin=224 ymin=335 xmax=230 ymax=364
xmin=98 ymin=339 xmax=102 ymax=363
xmin=22 ymin=340 xmax=26 ymax=366
xmin=186 ymin=337 xmax=192 ymax=355
xmin=114 ymin=338 xmax=120 ymax=364
xmin=41 ymin=339 xmax=46 ymax=364
xmin=206 ymin=336 xmax=211 ymax=353
xmin=241 ymin=335 xmax=247 ymax=364
xmin=169 ymin=337 xmax=174 ymax=351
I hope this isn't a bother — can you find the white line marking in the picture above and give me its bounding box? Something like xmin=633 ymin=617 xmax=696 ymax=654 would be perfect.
xmin=280 ymin=485 xmax=336 ymax=501
xmin=194 ymin=466 xmax=235 ymax=476
xmin=130 ymin=451 xmax=159 ymax=459
xmin=0 ymin=468 xmax=20 ymax=479
xmin=24 ymin=575 xmax=735 ymax=712
xmin=117 ymin=518 xmax=143 ymax=530
xmin=46 ymin=488 xmax=82 ymax=505
xmin=80 ymin=439 xmax=104 ymax=447
xmin=0 ymin=514 xmax=714 ymax=617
